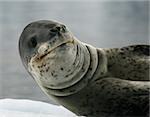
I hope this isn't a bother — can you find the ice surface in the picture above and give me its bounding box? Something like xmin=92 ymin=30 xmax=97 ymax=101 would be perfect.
xmin=0 ymin=99 xmax=78 ymax=117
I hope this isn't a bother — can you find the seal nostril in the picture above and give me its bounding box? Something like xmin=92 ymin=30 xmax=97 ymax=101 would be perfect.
xmin=49 ymin=26 xmax=66 ymax=35
xmin=62 ymin=25 xmax=66 ymax=32
xmin=56 ymin=26 xmax=61 ymax=31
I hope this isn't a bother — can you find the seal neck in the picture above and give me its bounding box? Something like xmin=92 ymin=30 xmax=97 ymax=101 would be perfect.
xmin=43 ymin=40 xmax=103 ymax=96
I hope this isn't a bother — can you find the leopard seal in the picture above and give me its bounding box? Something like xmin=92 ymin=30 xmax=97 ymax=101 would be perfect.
xmin=19 ymin=20 xmax=150 ymax=117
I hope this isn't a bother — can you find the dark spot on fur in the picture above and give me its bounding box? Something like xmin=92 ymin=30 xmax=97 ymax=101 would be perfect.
xmin=121 ymin=48 xmax=125 ymax=51
xmin=81 ymin=67 xmax=85 ymax=71
xmin=119 ymin=52 xmax=124 ymax=55
xmin=89 ymin=67 xmax=92 ymax=71
xmin=46 ymin=69 xmax=48 ymax=72
xmin=122 ymin=56 xmax=126 ymax=59
xmin=67 ymin=69 xmax=71 ymax=72
xmin=51 ymin=72 xmax=54 ymax=76
xmin=73 ymin=62 xmax=75 ymax=66
xmin=60 ymin=67 xmax=64 ymax=71
xmin=69 ymin=89 xmax=76 ymax=92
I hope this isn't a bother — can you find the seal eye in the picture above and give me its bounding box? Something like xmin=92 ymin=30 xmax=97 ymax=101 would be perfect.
xmin=62 ymin=25 xmax=66 ymax=32
xmin=50 ymin=28 xmax=58 ymax=33
xmin=28 ymin=37 xmax=37 ymax=48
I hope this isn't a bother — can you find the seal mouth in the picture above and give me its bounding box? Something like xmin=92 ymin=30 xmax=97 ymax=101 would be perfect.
xmin=34 ymin=40 xmax=74 ymax=62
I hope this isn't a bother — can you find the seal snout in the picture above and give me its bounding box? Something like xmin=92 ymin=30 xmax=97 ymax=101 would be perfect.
xmin=38 ymin=43 xmax=49 ymax=55
xmin=49 ymin=25 xmax=67 ymax=36
xmin=36 ymin=43 xmax=50 ymax=60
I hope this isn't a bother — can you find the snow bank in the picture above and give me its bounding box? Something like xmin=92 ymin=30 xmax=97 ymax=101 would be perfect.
xmin=0 ymin=99 xmax=78 ymax=117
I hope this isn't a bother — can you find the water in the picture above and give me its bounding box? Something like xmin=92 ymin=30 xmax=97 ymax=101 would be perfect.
xmin=0 ymin=1 xmax=148 ymax=104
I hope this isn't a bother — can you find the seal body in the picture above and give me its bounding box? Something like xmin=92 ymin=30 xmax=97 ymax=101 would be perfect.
xmin=48 ymin=46 xmax=150 ymax=117
xmin=19 ymin=20 xmax=150 ymax=117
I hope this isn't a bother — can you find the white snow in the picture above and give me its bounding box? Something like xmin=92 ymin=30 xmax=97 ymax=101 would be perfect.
xmin=0 ymin=99 xmax=80 ymax=117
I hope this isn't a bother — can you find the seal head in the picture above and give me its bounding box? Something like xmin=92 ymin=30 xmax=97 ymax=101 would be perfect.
xmin=19 ymin=20 xmax=92 ymax=95
xmin=19 ymin=20 xmax=73 ymax=68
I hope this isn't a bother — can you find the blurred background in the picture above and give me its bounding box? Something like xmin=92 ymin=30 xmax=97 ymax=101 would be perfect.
xmin=0 ymin=0 xmax=149 ymax=105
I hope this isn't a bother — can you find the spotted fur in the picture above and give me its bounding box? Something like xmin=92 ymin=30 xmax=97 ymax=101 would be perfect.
xmin=104 ymin=45 xmax=149 ymax=81
xmin=19 ymin=20 xmax=150 ymax=117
